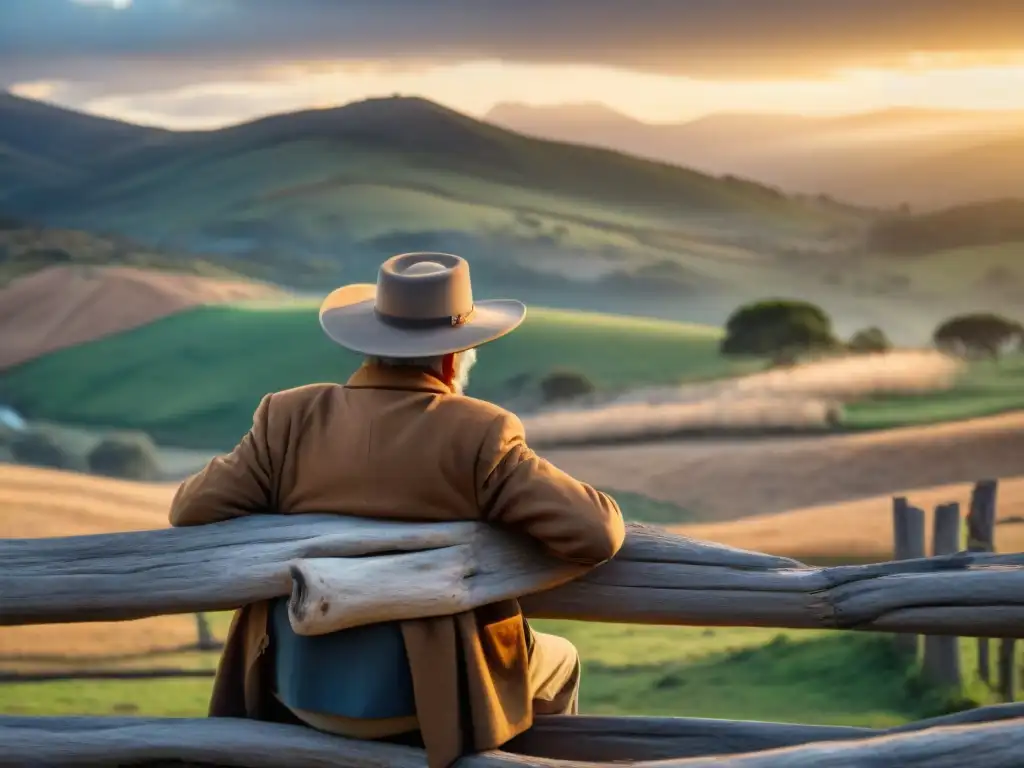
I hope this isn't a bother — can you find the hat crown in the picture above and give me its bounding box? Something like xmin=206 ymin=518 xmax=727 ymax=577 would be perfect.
xmin=374 ymin=252 xmax=474 ymax=325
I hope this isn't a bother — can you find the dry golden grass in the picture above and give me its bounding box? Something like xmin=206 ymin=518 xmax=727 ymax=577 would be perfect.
xmin=0 ymin=464 xmax=173 ymax=539
xmin=672 ymin=478 xmax=1024 ymax=563
xmin=0 ymin=466 xmax=191 ymax=659
xmin=0 ymin=265 xmax=283 ymax=370
xmin=544 ymin=412 xmax=1024 ymax=520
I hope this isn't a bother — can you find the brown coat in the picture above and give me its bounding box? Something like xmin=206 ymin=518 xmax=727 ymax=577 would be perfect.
xmin=168 ymin=363 xmax=624 ymax=768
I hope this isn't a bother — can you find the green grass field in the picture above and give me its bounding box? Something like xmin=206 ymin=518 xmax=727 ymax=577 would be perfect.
xmin=0 ymin=621 xmax=980 ymax=728
xmin=3 ymin=303 xmax=751 ymax=450
xmin=6 ymin=297 xmax=1024 ymax=451
xmin=845 ymin=354 xmax=1024 ymax=430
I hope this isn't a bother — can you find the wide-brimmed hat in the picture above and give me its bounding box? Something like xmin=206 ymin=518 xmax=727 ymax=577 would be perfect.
xmin=319 ymin=252 xmax=527 ymax=357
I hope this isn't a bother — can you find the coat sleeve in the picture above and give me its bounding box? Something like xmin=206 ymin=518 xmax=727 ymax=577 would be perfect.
xmin=168 ymin=394 xmax=276 ymax=527
xmin=475 ymin=411 xmax=625 ymax=566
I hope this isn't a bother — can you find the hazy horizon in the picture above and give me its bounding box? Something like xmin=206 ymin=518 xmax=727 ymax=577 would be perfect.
xmin=15 ymin=85 xmax=1024 ymax=134
xmin=4 ymin=1 xmax=1024 ymax=130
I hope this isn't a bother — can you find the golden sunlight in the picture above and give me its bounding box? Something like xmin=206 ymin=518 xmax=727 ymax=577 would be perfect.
xmin=69 ymin=57 xmax=1024 ymax=130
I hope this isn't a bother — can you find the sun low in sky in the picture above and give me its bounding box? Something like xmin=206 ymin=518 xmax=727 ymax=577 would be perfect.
xmin=4 ymin=0 xmax=1024 ymax=128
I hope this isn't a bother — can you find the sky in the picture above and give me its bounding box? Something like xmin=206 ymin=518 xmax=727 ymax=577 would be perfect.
xmin=4 ymin=0 xmax=1024 ymax=129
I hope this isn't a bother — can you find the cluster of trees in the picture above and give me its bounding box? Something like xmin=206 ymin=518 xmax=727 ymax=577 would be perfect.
xmin=719 ymin=299 xmax=891 ymax=364
xmin=868 ymin=199 xmax=1024 ymax=256
xmin=933 ymin=314 xmax=1023 ymax=359
xmin=8 ymin=429 xmax=161 ymax=480
xmin=720 ymin=300 xmax=1021 ymax=362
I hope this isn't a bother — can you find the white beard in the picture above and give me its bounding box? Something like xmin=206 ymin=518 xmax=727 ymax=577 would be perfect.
xmin=453 ymin=348 xmax=477 ymax=395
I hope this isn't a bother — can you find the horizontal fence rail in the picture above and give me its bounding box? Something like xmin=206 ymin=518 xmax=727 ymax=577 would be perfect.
xmin=4 ymin=516 xmax=1024 ymax=636
xmin=3 ymin=706 xmax=1024 ymax=768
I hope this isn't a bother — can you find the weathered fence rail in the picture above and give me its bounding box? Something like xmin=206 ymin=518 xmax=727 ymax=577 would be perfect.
xmin=5 ymin=516 xmax=1024 ymax=635
xmin=3 ymin=707 xmax=1024 ymax=767
xmin=3 ymin=508 xmax=1024 ymax=766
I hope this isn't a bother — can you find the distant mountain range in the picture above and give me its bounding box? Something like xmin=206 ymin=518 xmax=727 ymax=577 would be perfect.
xmin=486 ymin=103 xmax=1024 ymax=209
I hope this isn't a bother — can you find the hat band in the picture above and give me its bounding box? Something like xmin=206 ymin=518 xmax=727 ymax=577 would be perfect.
xmin=375 ymin=306 xmax=476 ymax=330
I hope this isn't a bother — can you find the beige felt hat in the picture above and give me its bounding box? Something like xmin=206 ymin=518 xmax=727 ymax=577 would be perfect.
xmin=319 ymin=252 xmax=527 ymax=357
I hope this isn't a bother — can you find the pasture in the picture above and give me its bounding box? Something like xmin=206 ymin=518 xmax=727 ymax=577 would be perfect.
xmin=5 ymin=288 xmax=1024 ymax=454
xmin=0 ymin=621 xmax=971 ymax=729
xmin=2 ymin=302 xmax=752 ymax=449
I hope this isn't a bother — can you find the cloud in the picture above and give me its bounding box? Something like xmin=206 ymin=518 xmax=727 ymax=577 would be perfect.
xmin=70 ymin=0 xmax=133 ymax=8
xmin=3 ymin=0 xmax=1024 ymax=83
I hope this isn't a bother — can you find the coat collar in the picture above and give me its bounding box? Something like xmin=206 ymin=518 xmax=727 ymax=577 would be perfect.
xmin=345 ymin=363 xmax=454 ymax=395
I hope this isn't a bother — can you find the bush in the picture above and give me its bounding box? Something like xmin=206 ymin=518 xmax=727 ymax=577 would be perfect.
xmin=933 ymin=313 xmax=1022 ymax=359
xmin=10 ymin=429 xmax=72 ymax=469
xmin=87 ymin=432 xmax=161 ymax=480
xmin=847 ymin=327 xmax=892 ymax=354
xmin=721 ymin=299 xmax=838 ymax=358
xmin=539 ymin=370 xmax=596 ymax=403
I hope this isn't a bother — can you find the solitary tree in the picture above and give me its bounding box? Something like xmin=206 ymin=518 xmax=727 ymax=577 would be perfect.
xmin=933 ymin=313 xmax=1022 ymax=359
xmin=539 ymin=370 xmax=595 ymax=403
xmin=848 ymin=327 xmax=893 ymax=354
xmin=721 ymin=299 xmax=837 ymax=359
xmin=10 ymin=429 xmax=71 ymax=470
xmin=87 ymin=432 xmax=161 ymax=481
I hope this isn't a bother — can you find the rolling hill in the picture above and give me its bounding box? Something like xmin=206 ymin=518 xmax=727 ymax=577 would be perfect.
xmin=0 ymin=214 xmax=256 ymax=286
xmin=0 ymin=92 xmax=166 ymax=201
xmin=2 ymin=301 xmax=743 ymax=450
xmin=5 ymin=92 xmax=1023 ymax=338
xmin=2 ymin=91 xmax=863 ymax=310
xmin=486 ymin=103 xmax=1024 ymax=209
xmin=0 ymin=264 xmax=284 ymax=370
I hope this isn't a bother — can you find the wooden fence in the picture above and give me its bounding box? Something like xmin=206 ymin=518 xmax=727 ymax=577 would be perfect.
xmin=893 ymin=479 xmax=1018 ymax=697
xmin=3 ymin=492 xmax=1024 ymax=766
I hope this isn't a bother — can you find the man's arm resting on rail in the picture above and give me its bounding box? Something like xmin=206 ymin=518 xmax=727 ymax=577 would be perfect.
xmin=477 ymin=411 xmax=625 ymax=566
xmin=169 ymin=394 xmax=276 ymax=527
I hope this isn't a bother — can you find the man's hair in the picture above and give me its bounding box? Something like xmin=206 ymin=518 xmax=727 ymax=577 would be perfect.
xmin=366 ymin=354 xmax=447 ymax=372
xmin=366 ymin=349 xmax=478 ymax=393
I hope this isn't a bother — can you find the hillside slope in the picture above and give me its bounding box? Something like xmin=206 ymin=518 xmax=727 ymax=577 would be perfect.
xmin=0 ymin=92 xmax=166 ymax=201
xmin=487 ymin=103 xmax=1024 ymax=209
xmin=0 ymin=215 xmax=256 ymax=286
xmin=2 ymin=302 xmax=740 ymax=449
xmin=5 ymin=94 xmax=860 ymax=306
xmin=0 ymin=265 xmax=284 ymax=370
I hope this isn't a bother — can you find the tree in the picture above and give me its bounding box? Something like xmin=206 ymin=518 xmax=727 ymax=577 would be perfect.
xmin=721 ymin=299 xmax=837 ymax=358
xmin=10 ymin=429 xmax=72 ymax=470
xmin=933 ymin=313 xmax=1023 ymax=359
xmin=539 ymin=370 xmax=595 ymax=403
xmin=87 ymin=432 xmax=160 ymax=481
xmin=848 ymin=327 xmax=893 ymax=354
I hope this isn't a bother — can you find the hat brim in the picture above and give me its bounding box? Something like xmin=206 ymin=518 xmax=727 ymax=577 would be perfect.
xmin=319 ymin=284 xmax=526 ymax=357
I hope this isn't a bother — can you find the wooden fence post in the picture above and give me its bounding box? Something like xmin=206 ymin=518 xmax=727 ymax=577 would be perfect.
xmin=195 ymin=613 xmax=217 ymax=651
xmin=923 ymin=502 xmax=963 ymax=689
xmin=892 ymin=496 xmax=925 ymax=657
xmin=999 ymin=638 xmax=1016 ymax=702
xmin=967 ymin=480 xmax=998 ymax=686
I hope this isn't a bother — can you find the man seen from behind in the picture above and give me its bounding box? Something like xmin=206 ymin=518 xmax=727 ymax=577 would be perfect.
xmin=168 ymin=252 xmax=625 ymax=768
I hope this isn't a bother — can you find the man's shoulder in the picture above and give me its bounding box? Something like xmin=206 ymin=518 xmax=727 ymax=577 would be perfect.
xmin=440 ymin=394 xmax=521 ymax=438
xmin=263 ymin=383 xmax=340 ymax=414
